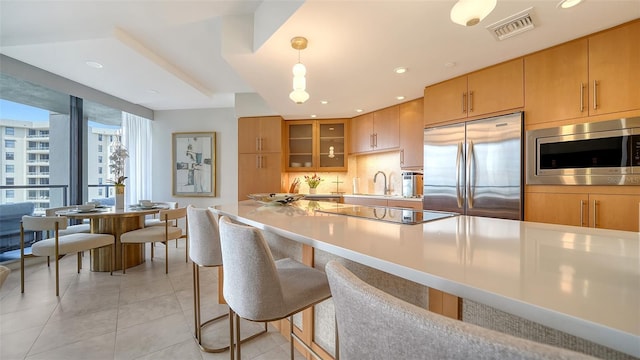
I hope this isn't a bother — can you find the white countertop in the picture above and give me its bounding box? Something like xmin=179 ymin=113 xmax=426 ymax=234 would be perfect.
xmin=212 ymin=200 xmax=640 ymax=357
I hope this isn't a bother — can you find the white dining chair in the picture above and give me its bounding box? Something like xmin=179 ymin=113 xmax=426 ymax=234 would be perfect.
xmin=120 ymin=207 xmax=187 ymax=274
xmin=20 ymin=216 xmax=115 ymax=296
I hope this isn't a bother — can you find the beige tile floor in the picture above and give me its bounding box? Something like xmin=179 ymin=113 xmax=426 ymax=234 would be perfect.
xmin=0 ymin=242 xmax=306 ymax=360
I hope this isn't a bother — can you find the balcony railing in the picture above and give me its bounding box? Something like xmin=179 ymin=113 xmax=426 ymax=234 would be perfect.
xmin=26 ymin=147 xmax=49 ymax=151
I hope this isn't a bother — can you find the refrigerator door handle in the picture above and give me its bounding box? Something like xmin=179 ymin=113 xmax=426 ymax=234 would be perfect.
xmin=467 ymin=141 xmax=475 ymax=209
xmin=456 ymin=142 xmax=463 ymax=208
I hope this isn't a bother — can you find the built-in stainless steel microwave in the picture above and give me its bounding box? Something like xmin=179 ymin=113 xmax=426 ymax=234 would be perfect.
xmin=526 ymin=117 xmax=640 ymax=185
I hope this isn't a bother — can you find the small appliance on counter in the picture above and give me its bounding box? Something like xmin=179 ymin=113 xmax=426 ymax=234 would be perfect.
xmin=401 ymin=172 xmax=423 ymax=198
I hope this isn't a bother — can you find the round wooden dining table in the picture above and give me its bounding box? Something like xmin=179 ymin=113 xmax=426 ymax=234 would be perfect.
xmin=57 ymin=206 xmax=164 ymax=271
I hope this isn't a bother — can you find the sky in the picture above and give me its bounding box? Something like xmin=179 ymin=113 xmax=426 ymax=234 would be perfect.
xmin=0 ymin=99 xmax=49 ymax=122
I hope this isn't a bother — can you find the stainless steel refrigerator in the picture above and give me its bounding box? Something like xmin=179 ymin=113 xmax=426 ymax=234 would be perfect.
xmin=422 ymin=112 xmax=523 ymax=220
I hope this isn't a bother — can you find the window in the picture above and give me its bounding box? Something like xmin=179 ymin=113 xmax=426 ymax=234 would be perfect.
xmin=40 ymin=130 xmax=49 ymax=136
xmin=28 ymin=165 xmax=37 ymax=173
xmin=28 ymin=129 xmax=36 ymax=136
xmin=28 ymin=178 xmax=36 ymax=185
xmin=5 ymin=140 xmax=15 ymax=148
xmin=41 ymin=142 xmax=49 ymax=149
xmin=98 ymin=167 xmax=103 ymax=174
xmin=98 ymin=178 xmax=103 ymax=185
xmin=98 ymin=144 xmax=103 ymax=152
xmin=28 ymin=141 xmax=36 ymax=148
xmin=40 ymin=178 xmax=49 ymax=185
xmin=40 ymin=166 xmax=49 ymax=174
xmin=6 ymin=178 xmax=14 ymax=185
xmin=40 ymin=154 xmax=49 ymax=161
xmin=5 ymin=165 xmax=14 ymax=173
xmin=28 ymin=190 xmax=36 ymax=198
xmin=6 ymin=190 xmax=14 ymax=198
xmin=98 ymin=134 xmax=103 ymax=141
xmin=5 ymin=152 xmax=14 ymax=160
xmin=28 ymin=153 xmax=36 ymax=162
xmin=98 ymin=155 xmax=103 ymax=163
xmin=5 ymin=127 xmax=14 ymax=135
xmin=98 ymin=188 xmax=103 ymax=196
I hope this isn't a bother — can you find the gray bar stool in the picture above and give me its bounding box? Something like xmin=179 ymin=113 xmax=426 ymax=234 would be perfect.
xmin=187 ymin=206 xmax=266 ymax=353
xmin=218 ymin=216 xmax=333 ymax=360
xmin=325 ymin=260 xmax=596 ymax=360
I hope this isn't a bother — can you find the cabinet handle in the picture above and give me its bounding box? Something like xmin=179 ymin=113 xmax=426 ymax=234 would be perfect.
xmin=593 ymin=80 xmax=598 ymax=110
xmin=468 ymin=91 xmax=474 ymax=112
xmin=579 ymin=82 xmax=585 ymax=112
xmin=592 ymin=199 xmax=598 ymax=228
xmin=462 ymin=92 xmax=466 ymax=113
xmin=455 ymin=142 xmax=463 ymax=208
xmin=369 ymin=134 xmax=374 ymax=148
xmin=255 ymin=155 xmax=260 ymax=169
xmin=579 ymin=200 xmax=585 ymax=227
xmin=374 ymin=133 xmax=378 ymax=148
xmin=400 ymin=149 xmax=405 ymax=165
xmin=255 ymin=138 xmax=260 ymax=152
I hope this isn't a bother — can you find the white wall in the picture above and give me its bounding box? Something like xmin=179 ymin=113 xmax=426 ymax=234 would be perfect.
xmin=152 ymin=108 xmax=238 ymax=209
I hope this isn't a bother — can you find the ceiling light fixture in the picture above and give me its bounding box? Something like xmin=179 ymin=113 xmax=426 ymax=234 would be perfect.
xmin=394 ymin=67 xmax=407 ymax=74
xmin=396 ymin=96 xmax=405 ymax=101
xmin=320 ymin=100 xmax=329 ymax=105
xmin=289 ymin=36 xmax=309 ymax=104
xmin=557 ymin=0 xmax=583 ymax=9
xmin=355 ymin=109 xmax=364 ymax=113
xmin=450 ymin=0 xmax=497 ymax=26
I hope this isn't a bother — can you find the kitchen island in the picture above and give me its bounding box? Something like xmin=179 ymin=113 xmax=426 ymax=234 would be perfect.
xmin=212 ymin=200 xmax=639 ymax=358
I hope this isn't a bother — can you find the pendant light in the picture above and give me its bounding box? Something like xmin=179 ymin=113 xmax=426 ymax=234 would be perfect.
xmin=289 ymin=36 xmax=309 ymax=104
xmin=450 ymin=0 xmax=497 ymax=26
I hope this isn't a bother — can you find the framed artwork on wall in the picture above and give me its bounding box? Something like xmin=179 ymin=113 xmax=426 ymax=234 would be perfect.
xmin=172 ymin=132 xmax=216 ymax=197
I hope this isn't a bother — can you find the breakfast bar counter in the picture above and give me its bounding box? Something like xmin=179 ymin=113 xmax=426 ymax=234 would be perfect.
xmin=212 ymin=200 xmax=640 ymax=358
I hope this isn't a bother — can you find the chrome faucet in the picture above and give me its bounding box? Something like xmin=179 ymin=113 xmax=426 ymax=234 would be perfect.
xmin=373 ymin=171 xmax=389 ymax=195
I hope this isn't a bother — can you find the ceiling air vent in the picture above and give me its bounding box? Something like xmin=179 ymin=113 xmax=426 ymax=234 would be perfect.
xmin=486 ymin=7 xmax=536 ymax=41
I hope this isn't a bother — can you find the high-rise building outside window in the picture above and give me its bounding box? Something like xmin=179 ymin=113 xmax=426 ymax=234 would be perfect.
xmin=6 ymin=178 xmax=14 ymax=185
xmin=5 ymin=127 xmax=14 ymax=135
xmin=5 ymin=165 xmax=14 ymax=173
xmin=5 ymin=139 xmax=15 ymax=148
xmin=5 ymin=152 xmax=14 ymax=160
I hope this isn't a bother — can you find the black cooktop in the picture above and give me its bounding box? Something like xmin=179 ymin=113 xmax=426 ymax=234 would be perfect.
xmin=315 ymin=205 xmax=458 ymax=225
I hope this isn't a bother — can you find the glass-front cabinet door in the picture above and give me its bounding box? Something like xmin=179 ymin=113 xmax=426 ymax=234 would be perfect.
xmin=286 ymin=121 xmax=314 ymax=170
xmin=318 ymin=120 xmax=347 ymax=171
xmin=285 ymin=119 xmax=348 ymax=172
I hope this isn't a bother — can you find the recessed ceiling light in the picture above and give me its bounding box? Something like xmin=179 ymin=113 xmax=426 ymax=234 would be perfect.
xmin=396 ymin=96 xmax=405 ymax=101
xmin=557 ymin=0 xmax=583 ymax=8
xmin=320 ymin=100 xmax=329 ymax=105
xmin=85 ymin=61 xmax=103 ymax=69
xmin=310 ymin=114 xmax=317 ymax=118
xmin=444 ymin=62 xmax=457 ymax=68
xmin=355 ymin=109 xmax=364 ymax=113
xmin=394 ymin=67 xmax=407 ymax=74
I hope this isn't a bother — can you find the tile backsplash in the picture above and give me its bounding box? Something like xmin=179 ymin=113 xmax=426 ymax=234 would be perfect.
xmin=284 ymin=151 xmax=409 ymax=196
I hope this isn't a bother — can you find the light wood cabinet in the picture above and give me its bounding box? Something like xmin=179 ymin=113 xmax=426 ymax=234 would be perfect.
xmin=525 ymin=20 xmax=640 ymax=125
xmin=238 ymin=116 xmax=283 ymax=200
xmin=350 ymin=106 xmax=399 ymax=154
xmin=399 ymin=98 xmax=424 ymax=169
xmin=238 ymin=116 xmax=283 ymax=154
xmin=525 ymin=190 xmax=640 ymax=232
xmin=424 ymin=58 xmax=523 ymax=126
xmin=285 ymin=119 xmax=348 ymax=172
xmin=588 ymin=20 xmax=640 ymax=116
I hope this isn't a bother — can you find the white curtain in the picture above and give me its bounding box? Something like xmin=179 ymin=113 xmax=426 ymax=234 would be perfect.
xmin=122 ymin=112 xmax=152 ymax=205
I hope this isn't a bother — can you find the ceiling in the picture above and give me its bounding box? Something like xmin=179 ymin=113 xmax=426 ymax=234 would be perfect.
xmin=1 ymin=0 xmax=639 ymax=120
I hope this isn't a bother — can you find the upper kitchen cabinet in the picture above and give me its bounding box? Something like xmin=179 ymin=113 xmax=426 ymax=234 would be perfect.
xmin=525 ymin=20 xmax=640 ymax=125
xmin=398 ymin=98 xmax=424 ymax=169
xmin=588 ymin=20 xmax=640 ymax=116
xmin=524 ymin=39 xmax=589 ymax=125
xmin=285 ymin=119 xmax=348 ymax=172
xmin=238 ymin=116 xmax=283 ymax=154
xmin=424 ymin=58 xmax=523 ymax=126
xmin=350 ymin=106 xmax=399 ymax=154
xmin=238 ymin=116 xmax=284 ymax=200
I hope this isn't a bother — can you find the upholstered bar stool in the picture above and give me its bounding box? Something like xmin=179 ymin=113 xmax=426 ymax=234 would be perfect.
xmin=120 ymin=207 xmax=187 ymax=274
xmin=325 ymin=260 xmax=596 ymax=360
xmin=186 ymin=206 xmax=266 ymax=353
xmin=218 ymin=216 xmax=332 ymax=360
xmin=20 ymin=216 xmax=115 ymax=296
